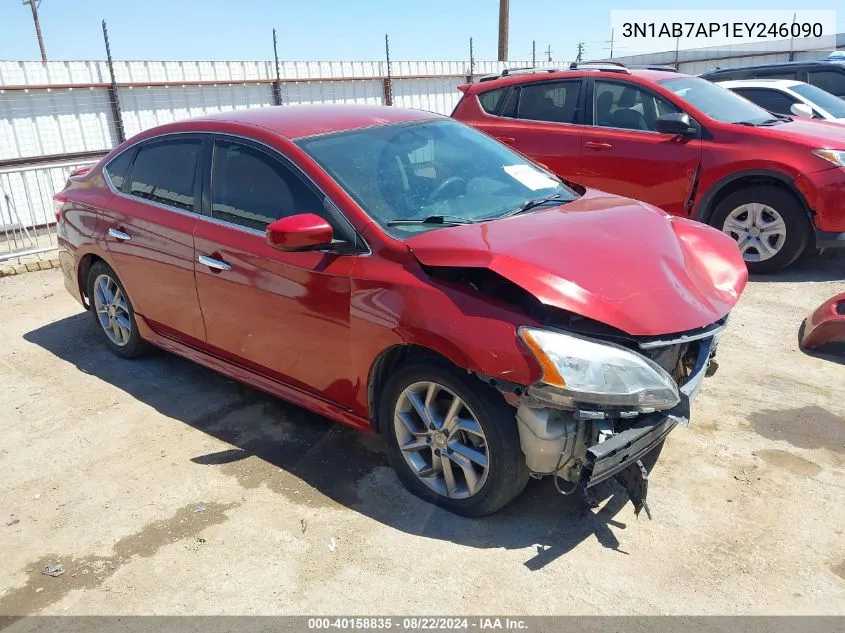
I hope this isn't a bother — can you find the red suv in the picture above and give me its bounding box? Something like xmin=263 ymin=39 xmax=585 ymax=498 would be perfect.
xmin=452 ymin=63 xmax=845 ymax=273
xmin=55 ymin=105 xmax=746 ymax=517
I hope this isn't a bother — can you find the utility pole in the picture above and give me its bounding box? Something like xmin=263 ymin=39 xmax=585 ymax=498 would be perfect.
xmin=545 ymin=45 xmax=552 ymax=62
xmin=575 ymin=42 xmax=585 ymax=63
xmin=532 ymin=40 xmax=536 ymax=67
xmin=497 ymin=0 xmax=509 ymax=61
xmin=23 ymin=0 xmax=47 ymax=62
xmin=606 ymin=28 xmax=614 ymax=59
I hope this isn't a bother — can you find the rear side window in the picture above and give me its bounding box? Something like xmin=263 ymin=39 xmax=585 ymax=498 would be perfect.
xmin=478 ymin=87 xmax=509 ymax=115
xmin=516 ymin=80 xmax=582 ymax=124
xmin=732 ymin=88 xmax=798 ymax=115
xmin=129 ymin=139 xmax=201 ymax=211
xmin=808 ymin=70 xmax=845 ymax=96
xmin=104 ymin=150 xmax=134 ymax=191
xmin=210 ymin=140 xmax=324 ymax=232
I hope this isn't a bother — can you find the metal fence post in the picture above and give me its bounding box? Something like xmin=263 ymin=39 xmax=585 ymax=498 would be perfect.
xmin=383 ymin=33 xmax=393 ymax=106
xmin=102 ymin=20 xmax=125 ymax=145
xmin=272 ymin=28 xmax=283 ymax=105
xmin=468 ymin=37 xmax=475 ymax=83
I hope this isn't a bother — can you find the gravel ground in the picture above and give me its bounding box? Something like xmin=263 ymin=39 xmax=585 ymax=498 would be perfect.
xmin=1 ymin=253 xmax=844 ymax=617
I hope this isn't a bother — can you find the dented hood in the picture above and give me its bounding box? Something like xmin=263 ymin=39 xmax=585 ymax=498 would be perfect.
xmin=406 ymin=190 xmax=748 ymax=336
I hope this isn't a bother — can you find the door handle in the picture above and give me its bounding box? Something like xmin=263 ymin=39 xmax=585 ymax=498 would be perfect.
xmin=496 ymin=136 xmax=516 ymax=143
xmin=198 ymin=254 xmax=231 ymax=271
xmin=585 ymin=141 xmax=613 ymax=150
xmin=108 ymin=228 xmax=131 ymax=241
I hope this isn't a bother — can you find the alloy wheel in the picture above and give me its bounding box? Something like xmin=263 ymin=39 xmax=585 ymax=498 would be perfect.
xmin=393 ymin=381 xmax=490 ymax=499
xmin=92 ymin=273 xmax=132 ymax=347
xmin=722 ymin=203 xmax=787 ymax=262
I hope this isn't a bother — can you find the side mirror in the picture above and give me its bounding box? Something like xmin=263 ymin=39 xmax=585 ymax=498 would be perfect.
xmin=655 ymin=112 xmax=694 ymax=136
xmin=266 ymin=213 xmax=333 ymax=251
xmin=790 ymin=103 xmax=814 ymax=119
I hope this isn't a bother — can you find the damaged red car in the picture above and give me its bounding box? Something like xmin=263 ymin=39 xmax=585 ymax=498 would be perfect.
xmin=55 ymin=105 xmax=747 ymax=517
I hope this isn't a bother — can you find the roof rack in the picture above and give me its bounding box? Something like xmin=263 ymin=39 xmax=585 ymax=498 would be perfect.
xmin=631 ymin=64 xmax=679 ymax=72
xmin=478 ymin=67 xmax=565 ymax=82
xmin=568 ymin=62 xmax=631 ymax=74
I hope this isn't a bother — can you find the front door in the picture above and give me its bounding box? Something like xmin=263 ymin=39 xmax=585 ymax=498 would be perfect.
xmin=101 ymin=135 xmax=206 ymax=342
xmin=192 ymin=137 xmax=359 ymax=407
xmin=577 ymin=79 xmax=702 ymax=217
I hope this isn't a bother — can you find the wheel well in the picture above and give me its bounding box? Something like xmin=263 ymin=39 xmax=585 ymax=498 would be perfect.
xmin=367 ymin=344 xmax=460 ymax=433
xmin=77 ymin=254 xmax=104 ymax=309
xmin=704 ymin=175 xmax=810 ymax=225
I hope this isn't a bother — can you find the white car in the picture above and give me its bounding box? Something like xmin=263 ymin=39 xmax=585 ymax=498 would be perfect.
xmin=717 ymin=79 xmax=845 ymax=123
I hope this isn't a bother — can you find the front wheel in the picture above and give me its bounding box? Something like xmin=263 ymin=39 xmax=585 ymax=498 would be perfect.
xmin=710 ymin=185 xmax=810 ymax=274
xmin=379 ymin=362 xmax=529 ymax=517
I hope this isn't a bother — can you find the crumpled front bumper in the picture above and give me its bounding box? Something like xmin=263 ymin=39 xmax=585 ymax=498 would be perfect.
xmin=580 ymin=334 xmax=714 ymax=489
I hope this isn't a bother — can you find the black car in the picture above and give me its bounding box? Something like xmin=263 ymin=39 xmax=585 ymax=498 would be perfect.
xmin=701 ymin=59 xmax=845 ymax=98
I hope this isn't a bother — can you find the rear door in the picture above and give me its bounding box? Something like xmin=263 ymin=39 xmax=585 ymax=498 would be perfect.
xmin=471 ymin=79 xmax=586 ymax=181
xmin=577 ymin=78 xmax=702 ymax=217
xmin=192 ymin=136 xmax=360 ymax=406
xmin=101 ymin=135 xmax=206 ymax=342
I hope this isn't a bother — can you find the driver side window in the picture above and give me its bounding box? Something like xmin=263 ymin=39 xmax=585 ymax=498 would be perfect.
xmin=211 ymin=140 xmax=323 ymax=232
xmin=594 ymin=81 xmax=681 ymax=132
xmin=210 ymin=140 xmax=357 ymax=247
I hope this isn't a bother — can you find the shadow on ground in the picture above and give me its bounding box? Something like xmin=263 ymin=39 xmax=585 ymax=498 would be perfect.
xmin=749 ymin=250 xmax=845 ymax=283
xmin=24 ymin=312 xmax=635 ymax=570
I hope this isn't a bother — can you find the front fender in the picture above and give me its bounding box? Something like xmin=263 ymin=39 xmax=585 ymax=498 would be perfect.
xmin=692 ymin=168 xmax=809 ymax=224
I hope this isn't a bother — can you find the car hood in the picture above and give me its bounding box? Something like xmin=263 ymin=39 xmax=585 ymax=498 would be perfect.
xmin=405 ymin=191 xmax=748 ymax=336
xmin=750 ymin=117 xmax=845 ymax=145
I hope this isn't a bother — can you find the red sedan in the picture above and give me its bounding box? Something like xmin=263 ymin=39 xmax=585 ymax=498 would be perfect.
xmin=55 ymin=105 xmax=747 ymax=516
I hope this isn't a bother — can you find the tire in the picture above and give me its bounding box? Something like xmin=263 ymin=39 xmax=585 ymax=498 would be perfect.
xmin=379 ymin=361 xmax=529 ymax=517
xmin=710 ymin=185 xmax=810 ymax=274
xmin=86 ymin=260 xmax=150 ymax=358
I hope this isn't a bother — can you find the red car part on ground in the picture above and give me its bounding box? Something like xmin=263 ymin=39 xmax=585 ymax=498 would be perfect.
xmin=801 ymin=293 xmax=845 ymax=351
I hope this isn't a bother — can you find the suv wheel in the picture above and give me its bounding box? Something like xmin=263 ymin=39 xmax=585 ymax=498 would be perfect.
xmin=379 ymin=362 xmax=529 ymax=517
xmin=87 ymin=261 xmax=150 ymax=358
xmin=710 ymin=185 xmax=810 ymax=274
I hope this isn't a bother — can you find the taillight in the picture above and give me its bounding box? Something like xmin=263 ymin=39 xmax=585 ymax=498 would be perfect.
xmin=53 ymin=193 xmax=68 ymax=223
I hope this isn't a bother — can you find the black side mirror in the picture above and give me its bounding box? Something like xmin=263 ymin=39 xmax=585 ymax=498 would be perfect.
xmin=655 ymin=112 xmax=694 ymax=136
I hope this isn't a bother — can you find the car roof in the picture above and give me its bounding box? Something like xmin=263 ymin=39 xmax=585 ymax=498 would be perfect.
xmin=469 ymin=67 xmax=683 ymax=91
xmin=717 ymin=78 xmax=803 ymax=89
xmin=186 ymin=104 xmax=443 ymax=140
xmin=702 ymin=60 xmax=845 ymax=75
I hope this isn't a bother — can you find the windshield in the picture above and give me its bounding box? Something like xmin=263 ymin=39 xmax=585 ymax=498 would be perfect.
xmin=791 ymin=83 xmax=845 ymax=118
xmin=296 ymin=119 xmax=578 ymax=237
xmin=659 ymin=76 xmax=775 ymax=124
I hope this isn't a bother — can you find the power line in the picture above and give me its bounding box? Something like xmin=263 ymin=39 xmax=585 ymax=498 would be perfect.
xmin=22 ymin=0 xmax=47 ymax=62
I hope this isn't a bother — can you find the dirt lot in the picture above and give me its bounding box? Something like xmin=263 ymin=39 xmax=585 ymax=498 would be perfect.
xmin=1 ymin=254 xmax=844 ymax=617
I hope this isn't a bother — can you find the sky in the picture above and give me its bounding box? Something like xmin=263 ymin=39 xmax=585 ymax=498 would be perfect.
xmin=0 ymin=0 xmax=842 ymax=63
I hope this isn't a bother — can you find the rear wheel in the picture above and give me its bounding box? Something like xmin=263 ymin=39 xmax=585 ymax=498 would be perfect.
xmin=710 ymin=185 xmax=810 ymax=274
xmin=379 ymin=361 xmax=529 ymax=517
xmin=87 ymin=261 xmax=150 ymax=358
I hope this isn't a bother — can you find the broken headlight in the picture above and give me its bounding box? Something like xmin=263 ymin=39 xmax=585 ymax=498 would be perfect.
xmin=518 ymin=327 xmax=680 ymax=411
